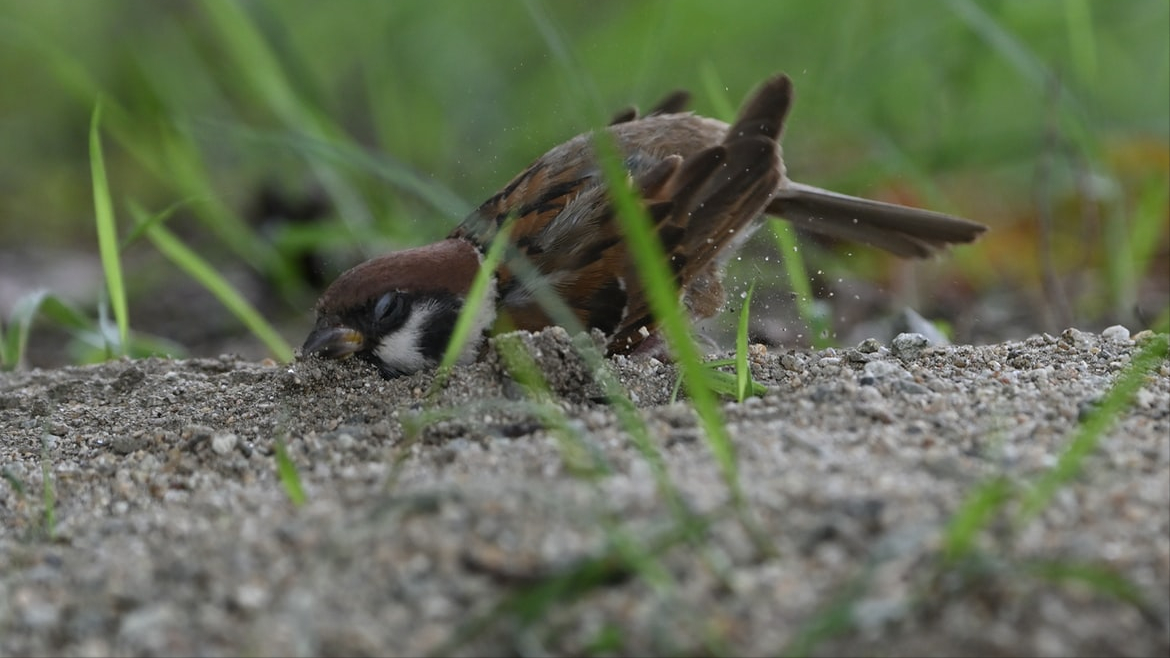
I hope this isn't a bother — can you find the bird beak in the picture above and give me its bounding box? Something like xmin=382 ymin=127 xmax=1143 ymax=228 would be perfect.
xmin=301 ymin=324 xmax=365 ymax=360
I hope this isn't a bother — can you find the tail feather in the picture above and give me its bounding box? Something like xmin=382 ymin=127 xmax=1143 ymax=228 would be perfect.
xmin=679 ymin=136 xmax=779 ymax=262
xmin=648 ymin=90 xmax=691 ymax=116
xmin=726 ymin=74 xmax=793 ymax=142
xmin=768 ymin=181 xmax=987 ymax=258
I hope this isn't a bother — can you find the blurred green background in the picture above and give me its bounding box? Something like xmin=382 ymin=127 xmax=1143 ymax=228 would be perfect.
xmin=1 ymin=0 xmax=1167 ymax=367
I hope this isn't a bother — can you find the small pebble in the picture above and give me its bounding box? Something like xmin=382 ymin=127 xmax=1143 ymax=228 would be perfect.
xmin=891 ymin=333 xmax=931 ymax=360
xmin=864 ymin=360 xmax=909 ymax=380
xmin=1102 ymin=325 xmax=1131 ymax=343
xmin=897 ymin=308 xmax=951 ymax=346
xmin=1060 ymin=327 xmax=1091 ymax=346
xmin=210 ymin=433 xmax=238 ymax=455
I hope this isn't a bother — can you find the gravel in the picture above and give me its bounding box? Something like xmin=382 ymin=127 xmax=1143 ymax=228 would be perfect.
xmin=1 ymin=327 xmax=1167 ymax=656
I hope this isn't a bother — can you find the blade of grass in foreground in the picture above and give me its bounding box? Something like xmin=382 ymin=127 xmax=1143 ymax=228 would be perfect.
xmin=1 ymin=291 xmax=89 ymax=370
xmin=90 ymin=104 xmax=129 ymax=356
xmin=1025 ymin=560 xmax=1148 ymax=609
xmin=274 ymin=439 xmax=306 ymax=507
xmin=417 ymin=240 xmax=698 ymax=536
xmin=674 ymin=360 xmax=768 ymax=404
xmin=781 ymin=564 xmax=874 ymax=658
xmin=434 ymin=509 xmax=712 ymax=657
xmin=940 ymin=476 xmax=1013 ymax=563
xmin=1016 ymin=331 xmax=1169 ymax=525
xmin=491 ymin=333 xmax=610 ymax=478
xmin=702 ymin=67 xmax=831 ymax=351
xmin=591 ymin=132 xmax=752 ymax=524
xmin=429 ymin=221 xmax=513 ymax=395
xmin=135 ymin=205 xmax=295 ymax=363
xmin=736 ymin=282 xmax=756 ymax=403
xmin=517 ymin=0 xmax=716 ymax=538
xmin=771 ymin=220 xmax=833 ymax=349
xmin=519 ymin=6 xmax=768 ymax=547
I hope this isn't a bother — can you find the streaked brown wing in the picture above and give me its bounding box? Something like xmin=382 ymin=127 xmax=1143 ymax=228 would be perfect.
xmin=454 ymin=75 xmax=792 ymax=353
xmin=486 ymin=156 xmax=682 ymax=340
xmin=449 ymin=143 xmax=594 ymax=250
xmin=607 ymin=138 xmax=780 ymax=352
xmin=609 ymin=78 xmax=791 ymax=352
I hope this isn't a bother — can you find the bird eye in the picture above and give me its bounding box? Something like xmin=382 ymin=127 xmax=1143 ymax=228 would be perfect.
xmin=373 ymin=292 xmax=406 ymax=323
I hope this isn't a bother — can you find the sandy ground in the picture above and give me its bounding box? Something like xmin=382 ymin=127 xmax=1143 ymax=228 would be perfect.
xmin=0 ymin=326 xmax=1168 ymax=657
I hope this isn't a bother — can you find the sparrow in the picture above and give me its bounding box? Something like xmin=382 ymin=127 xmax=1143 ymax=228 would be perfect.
xmin=302 ymin=73 xmax=987 ymax=378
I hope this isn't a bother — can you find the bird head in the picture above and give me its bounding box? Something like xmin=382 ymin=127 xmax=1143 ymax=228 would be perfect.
xmin=301 ymin=238 xmax=493 ymax=378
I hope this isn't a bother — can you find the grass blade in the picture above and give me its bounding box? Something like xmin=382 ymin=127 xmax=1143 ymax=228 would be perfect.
xmin=490 ymin=333 xmax=608 ymax=478
xmin=1016 ymin=331 xmax=1169 ymax=524
xmin=137 ymin=208 xmax=295 ymax=363
xmin=1063 ymin=0 xmax=1098 ymax=82
xmin=1 ymin=291 xmax=100 ymax=370
xmin=486 ymin=249 xmax=697 ymax=528
xmin=700 ymin=364 xmax=768 ymax=401
xmin=782 ymin=566 xmax=872 ymax=658
xmin=736 ymin=282 xmax=756 ymax=403
xmin=699 ymin=61 xmax=737 ymax=122
xmin=1026 ymin=559 xmax=1148 ymax=609
xmin=90 ymin=103 xmax=129 ymax=356
xmin=1 ymin=290 xmax=49 ymax=369
xmin=771 ymin=220 xmax=834 ymax=349
xmin=430 ymin=221 xmax=512 ymax=393
xmin=201 ymin=0 xmax=378 ymax=233
xmin=120 ymin=196 xmax=202 ymax=249
xmin=591 ymin=132 xmax=749 ymax=515
xmin=1 ymin=468 xmax=25 ymax=498
xmin=941 ymin=477 xmax=1013 ymax=563
xmin=274 ymin=439 xmax=306 ymax=507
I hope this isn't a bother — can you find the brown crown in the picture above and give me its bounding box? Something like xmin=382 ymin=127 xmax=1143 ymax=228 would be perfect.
xmin=315 ymin=238 xmax=481 ymax=314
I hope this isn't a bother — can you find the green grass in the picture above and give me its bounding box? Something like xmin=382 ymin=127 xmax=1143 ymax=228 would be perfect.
xmin=771 ymin=221 xmax=834 ymax=349
xmin=128 ymin=203 xmax=294 ymax=363
xmin=782 ymin=567 xmax=873 ymax=658
xmin=429 ymin=221 xmax=514 ymax=394
xmin=89 ymin=103 xmax=129 ymax=357
xmin=1 ymin=292 xmax=88 ymax=370
xmin=436 ymin=508 xmax=716 ymax=656
xmin=735 ymin=282 xmax=756 ymax=402
xmin=784 ymin=327 xmax=1170 ymax=654
xmin=273 ymin=438 xmax=307 ymax=507
xmin=0 ymin=1 xmax=1166 ymax=654
xmin=1 ymin=468 xmax=25 ymax=498
xmin=593 ymin=131 xmax=744 ymax=497
xmin=3 ymin=0 xmax=1166 ymax=368
xmin=676 ymin=358 xmax=768 ymax=403
xmin=0 ymin=289 xmax=185 ymax=370
xmin=940 ymin=477 xmax=1014 ymax=563
xmin=1017 ymin=330 xmax=1169 ymax=524
xmin=490 ymin=333 xmax=610 ymax=478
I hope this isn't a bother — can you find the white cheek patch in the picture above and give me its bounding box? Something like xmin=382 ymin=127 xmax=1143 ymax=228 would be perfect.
xmin=373 ymin=278 xmax=499 ymax=375
xmin=374 ymin=300 xmax=439 ymax=375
